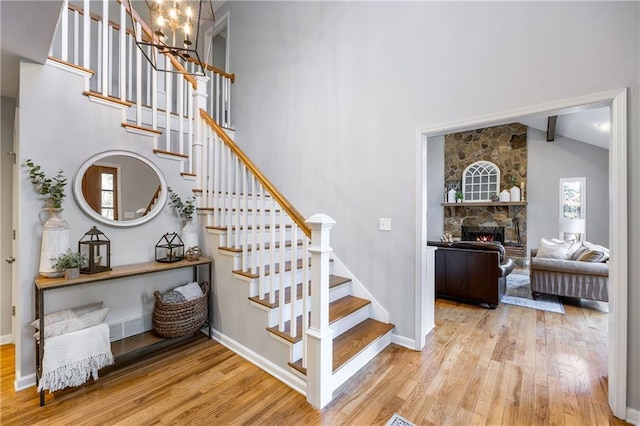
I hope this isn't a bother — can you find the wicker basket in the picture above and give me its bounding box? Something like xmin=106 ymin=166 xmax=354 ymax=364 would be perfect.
xmin=152 ymin=281 xmax=209 ymax=338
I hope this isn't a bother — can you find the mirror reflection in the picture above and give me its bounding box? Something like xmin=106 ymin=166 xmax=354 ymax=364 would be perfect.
xmin=74 ymin=151 xmax=167 ymax=227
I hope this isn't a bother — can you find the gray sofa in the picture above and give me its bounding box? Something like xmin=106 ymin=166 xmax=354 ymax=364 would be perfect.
xmin=529 ymin=248 xmax=609 ymax=302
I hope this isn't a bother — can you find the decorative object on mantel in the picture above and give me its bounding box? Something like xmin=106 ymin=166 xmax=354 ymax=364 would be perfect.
xmin=520 ymin=181 xmax=526 ymax=202
xmin=79 ymin=226 xmax=111 ymax=274
xmin=447 ymin=188 xmax=456 ymax=203
xmin=155 ymin=232 xmax=185 ymax=263
xmin=51 ymin=250 xmax=88 ymax=280
xmin=499 ymin=189 xmax=510 ymax=202
xmin=168 ymin=187 xmax=198 ymax=251
xmin=491 ymin=194 xmax=500 ymax=202
xmin=509 ymin=176 xmax=521 ymax=202
xmin=25 ymin=159 xmax=70 ymax=278
xmin=455 ymin=190 xmax=464 ymax=203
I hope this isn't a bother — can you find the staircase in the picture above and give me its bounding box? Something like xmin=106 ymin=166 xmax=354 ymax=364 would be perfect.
xmin=48 ymin=0 xmax=395 ymax=409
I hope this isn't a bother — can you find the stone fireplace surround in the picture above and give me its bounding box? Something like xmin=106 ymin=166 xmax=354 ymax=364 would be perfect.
xmin=462 ymin=225 xmax=505 ymax=243
xmin=443 ymin=123 xmax=527 ymax=263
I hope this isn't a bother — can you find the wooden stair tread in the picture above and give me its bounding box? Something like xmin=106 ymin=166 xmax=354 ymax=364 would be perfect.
xmin=196 ymin=207 xmax=277 ymax=212
xmin=329 ymin=275 xmax=351 ymax=289
xmin=83 ymin=90 xmax=133 ymax=107
xmin=233 ymin=258 xmax=327 ymax=279
xmin=266 ymin=295 xmax=371 ymax=343
xmin=121 ymin=122 xmax=162 ymax=135
xmin=152 ymin=149 xmax=189 ymax=159
xmin=288 ymin=319 xmax=395 ymax=375
xmin=219 ymin=239 xmax=303 ymax=253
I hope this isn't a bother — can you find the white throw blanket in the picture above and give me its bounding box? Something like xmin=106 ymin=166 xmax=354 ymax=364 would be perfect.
xmin=37 ymin=322 xmax=114 ymax=393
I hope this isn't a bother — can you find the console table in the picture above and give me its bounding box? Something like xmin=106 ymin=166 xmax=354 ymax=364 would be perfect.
xmin=34 ymin=257 xmax=213 ymax=406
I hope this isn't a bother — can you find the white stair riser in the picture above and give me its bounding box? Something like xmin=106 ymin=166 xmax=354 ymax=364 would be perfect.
xmin=221 ymin=247 xmax=307 ymax=270
xmin=329 ymin=281 xmax=352 ymax=303
xmin=332 ymin=331 xmax=393 ymax=392
xmin=210 ymin=196 xmax=278 ymax=210
xmin=206 ymin=228 xmax=298 ymax=250
xmin=265 ymin=298 xmax=307 ymax=327
xmin=330 ymin=305 xmax=371 ymax=338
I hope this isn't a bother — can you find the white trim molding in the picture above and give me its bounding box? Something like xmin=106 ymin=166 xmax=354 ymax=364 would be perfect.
xmin=0 ymin=334 xmax=12 ymax=345
xmin=415 ymin=88 xmax=628 ymax=420
xmin=627 ymin=407 xmax=640 ymax=425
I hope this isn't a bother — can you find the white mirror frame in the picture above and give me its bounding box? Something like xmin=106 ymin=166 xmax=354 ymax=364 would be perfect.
xmin=73 ymin=150 xmax=168 ymax=227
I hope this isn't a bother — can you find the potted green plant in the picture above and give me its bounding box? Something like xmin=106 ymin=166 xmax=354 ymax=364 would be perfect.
xmin=167 ymin=187 xmax=198 ymax=250
xmin=24 ymin=159 xmax=67 ymax=208
xmin=455 ymin=190 xmax=464 ymax=203
xmin=51 ymin=250 xmax=88 ymax=280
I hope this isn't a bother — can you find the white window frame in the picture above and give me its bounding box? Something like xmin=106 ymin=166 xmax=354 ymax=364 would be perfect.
xmin=461 ymin=160 xmax=500 ymax=202
xmin=559 ymin=176 xmax=586 ymax=239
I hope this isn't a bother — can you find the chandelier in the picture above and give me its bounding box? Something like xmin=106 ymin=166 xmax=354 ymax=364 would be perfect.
xmin=127 ymin=0 xmax=213 ymax=76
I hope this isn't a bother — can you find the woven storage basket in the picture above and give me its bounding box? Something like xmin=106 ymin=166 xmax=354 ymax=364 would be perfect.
xmin=153 ymin=281 xmax=209 ymax=338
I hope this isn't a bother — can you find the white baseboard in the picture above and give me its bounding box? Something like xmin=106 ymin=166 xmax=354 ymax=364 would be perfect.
xmin=0 ymin=334 xmax=12 ymax=345
xmin=390 ymin=333 xmax=416 ymax=350
xmin=210 ymin=328 xmax=307 ymax=396
xmin=15 ymin=373 xmax=36 ymax=391
xmin=627 ymin=407 xmax=640 ymax=425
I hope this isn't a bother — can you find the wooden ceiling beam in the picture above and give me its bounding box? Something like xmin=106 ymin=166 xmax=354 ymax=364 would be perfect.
xmin=547 ymin=116 xmax=558 ymax=142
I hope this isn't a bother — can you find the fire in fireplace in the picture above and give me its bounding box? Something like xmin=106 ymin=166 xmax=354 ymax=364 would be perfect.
xmin=461 ymin=226 xmax=505 ymax=244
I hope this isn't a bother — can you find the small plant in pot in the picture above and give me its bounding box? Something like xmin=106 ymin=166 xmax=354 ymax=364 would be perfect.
xmin=455 ymin=190 xmax=464 ymax=203
xmin=51 ymin=251 xmax=88 ymax=280
xmin=167 ymin=187 xmax=195 ymax=222
xmin=24 ymin=159 xmax=67 ymax=209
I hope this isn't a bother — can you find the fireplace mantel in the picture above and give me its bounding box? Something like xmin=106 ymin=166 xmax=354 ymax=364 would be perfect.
xmin=441 ymin=201 xmax=527 ymax=207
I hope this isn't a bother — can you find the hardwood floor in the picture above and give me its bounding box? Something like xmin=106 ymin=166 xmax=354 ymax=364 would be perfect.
xmin=0 ymin=298 xmax=626 ymax=425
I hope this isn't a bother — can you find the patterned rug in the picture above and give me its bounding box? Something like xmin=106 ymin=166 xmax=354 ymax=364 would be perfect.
xmin=502 ymin=273 xmax=565 ymax=314
xmin=386 ymin=413 xmax=416 ymax=426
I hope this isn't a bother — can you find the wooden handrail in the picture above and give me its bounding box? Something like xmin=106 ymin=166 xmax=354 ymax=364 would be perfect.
xmin=186 ymin=58 xmax=235 ymax=83
xmin=145 ymin=185 xmax=162 ymax=215
xmin=200 ymin=109 xmax=311 ymax=238
xmin=118 ymin=0 xmax=197 ymax=89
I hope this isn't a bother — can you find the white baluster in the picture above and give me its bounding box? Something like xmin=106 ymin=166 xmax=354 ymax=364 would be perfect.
xmin=212 ymin=132 xmax=220 ymax=226
xmin=269 ymin=204 xmax=276 ymax=305
xmin=61 ymin=1 xmax=68 ymax=62
xmin=252 ymin=176 xmax=258 ymax=275
xmin=165 ymin=69 xmax=172 ymax=152
xmin=83 ymin=0 xmax=90 ymax=70
xmin=302 ymin=236 xmax=309 ymax=369
xmin=119 ymin=2 xmax=126 ymax=101
xmin=290 ymin=224 xmax=298 ymax=339
xmin=241 ymin=165 xmax=248 ymax=271
xmin=258 ymin=185 xmax=266 ymax=299
xmin=188 ymin=83 xmax=194 ymax=174
xmin=178 ymin=74 xmax=184 ymax=157
xmin=216 ymin=74 xmax=221 ymax=123
xmin=101 ymin=0 xmax=108 ymax=96
xmin=96 ymin=25 xmax=102 ymax=92
xmin=226 ymin=148 xmax=233 ymax=240
xmin=227 ymin=78 xmax=232 ymax=128
xmin=108 ymin=26 xmax=113 ymax=96
xmin=73 ymin=10 xmax=79 ymax=65
xmin=127 ymin=36 xmax=133 ymax=101
xmin=278 ymin=210 xmax=286 ymax=332
xmin=135 ymin=22 xmax=142 ymax=126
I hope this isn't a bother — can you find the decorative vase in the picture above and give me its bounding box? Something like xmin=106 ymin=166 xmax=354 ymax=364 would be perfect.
xmin=510 ymin=186 xmax=521 ymax=202
xmin=181 ymin=219 xmax=198 ymax=251
xmin=499 ymin=190 xmax=510 ymax=202
xmin=447 ymin=188 xmax=456 ymax=203
xmin=38 ymin=208 xmax=70 ymax=277
xmin=64 ymin=267 xmax=80 ymax=280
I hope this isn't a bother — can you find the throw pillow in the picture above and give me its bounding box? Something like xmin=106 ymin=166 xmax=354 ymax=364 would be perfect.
xmin=30 ymin=302 xmax=104 ymax=330
xmin=35 ymin=308 xmax=109 ymax=341
xmin=173 ymin=282 xmax=204 ymax=301
xmin=536 ymin=238 xmax=573 ymax=260
xmin=161 ymin=290 xmax=187 ymax=304
xmin=576 ymin=249 xmax=608 ymax=263
xmin=568 ymin=242 xmax=588 ymax=260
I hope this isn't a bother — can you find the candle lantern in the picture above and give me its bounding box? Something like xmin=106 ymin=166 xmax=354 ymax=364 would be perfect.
xmin=78 ymin=226 xmax=111 ymax=274
xmin=155 ymin=233 xmax=184 ymax=263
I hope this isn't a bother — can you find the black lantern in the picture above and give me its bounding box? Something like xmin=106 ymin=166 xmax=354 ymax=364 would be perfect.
xmin=155 ymin=233 xmax=184 ymax=263
xmin=79 ymin=226 xmax=111 ymax=274
xmin=126 ymin=0 xmax=215 ymax=76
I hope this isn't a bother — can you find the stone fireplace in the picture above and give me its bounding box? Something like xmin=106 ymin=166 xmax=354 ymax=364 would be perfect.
xmin=443 ymin=123 xmax=527 ymax=264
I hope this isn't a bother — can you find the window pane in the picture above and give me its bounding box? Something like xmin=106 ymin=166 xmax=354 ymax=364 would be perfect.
xmin=562 ymin=181 xmax=582 ymax=219
xmin=102 ymin=173 xmax=113 ymax=190
xmin=102 ymin=191 xmax=114 ymax=207
xmin=102 ymin=208 xmax=114 ymax=219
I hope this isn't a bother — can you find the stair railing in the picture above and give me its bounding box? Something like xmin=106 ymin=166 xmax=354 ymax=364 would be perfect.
xmin=50 ymin=0 xmax=234 ymax=173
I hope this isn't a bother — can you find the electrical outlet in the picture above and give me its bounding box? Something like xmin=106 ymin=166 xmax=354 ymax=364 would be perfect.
xmin=379 ymin=218 xmax=392 ymax=231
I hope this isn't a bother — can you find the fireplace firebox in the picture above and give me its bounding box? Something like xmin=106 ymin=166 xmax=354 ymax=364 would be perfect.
xmin=461 ymin=226 xmax=505 ymax=244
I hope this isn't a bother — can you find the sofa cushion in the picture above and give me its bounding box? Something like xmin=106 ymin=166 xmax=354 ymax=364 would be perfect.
xmin=577 ymin=249 xmax=608 ymax=263
xmin=536 ymin=238 xmax=573 ymax=259
xmin=530 ymin=256 xmax=609 ymax=277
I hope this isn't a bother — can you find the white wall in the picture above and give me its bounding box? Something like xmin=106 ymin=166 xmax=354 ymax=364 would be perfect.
xmin=15 ymin=61 xmax=200 ymax=381
xmin=1 ymin=96 xmax=16 ymax=339
xmin=217 ymin=0 xmax=639 ymax=410
xmin=527 ymin=127 xmax=609 ymax=250
xmin=426 ymin=135 xmax=444 ymax=241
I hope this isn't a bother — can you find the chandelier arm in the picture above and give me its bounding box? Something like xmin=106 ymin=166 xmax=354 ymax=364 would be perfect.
xmin=119 ymin=0 xmax=198 ymax=87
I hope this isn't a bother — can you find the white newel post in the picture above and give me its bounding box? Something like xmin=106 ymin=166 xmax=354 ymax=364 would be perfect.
xmin=192 ymin=75 xmax=209 ymax=187
xmin=305 ymin=213 xmax=335 ymax=409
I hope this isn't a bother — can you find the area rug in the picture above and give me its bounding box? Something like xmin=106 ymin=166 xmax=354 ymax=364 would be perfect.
xmin=386 ymin=413 xmax=416 ymax=426
xmin=503 ymin=273 xmax=565 ymax=314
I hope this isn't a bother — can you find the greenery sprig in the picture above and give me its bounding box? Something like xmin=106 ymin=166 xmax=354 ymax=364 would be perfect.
xmin=24 ymin=159 xmax=67 ymax=208
xmin=167 ymin=187 xmax=196 ymax=221
xmin=51 ymin=251 xmax=88 ymax=270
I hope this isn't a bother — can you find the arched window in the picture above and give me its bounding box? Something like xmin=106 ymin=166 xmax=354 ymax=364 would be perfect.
xmin=462 ymin=161 xmax=500 ymax=202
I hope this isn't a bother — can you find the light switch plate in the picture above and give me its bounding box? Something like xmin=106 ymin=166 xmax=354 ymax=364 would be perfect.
xmin=379 ymin=218 xmax=392 ymax=231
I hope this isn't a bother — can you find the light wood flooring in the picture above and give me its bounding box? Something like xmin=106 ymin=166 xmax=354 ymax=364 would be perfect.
xmin=0 ymin=298 xmax=625 ymax=425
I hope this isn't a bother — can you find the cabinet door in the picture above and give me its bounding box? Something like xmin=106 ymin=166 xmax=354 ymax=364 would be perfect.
xmin=465 ymin=252 xmax=497 ymax=304
xmin=435 ymin=249 xmax=447 ymax=294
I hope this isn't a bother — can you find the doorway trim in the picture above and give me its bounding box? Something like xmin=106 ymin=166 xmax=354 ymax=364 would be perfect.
xmin=414 ymin=88 xmax=628 ymax=419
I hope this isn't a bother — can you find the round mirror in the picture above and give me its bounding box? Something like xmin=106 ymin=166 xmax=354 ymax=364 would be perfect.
xmin=73 ymin=150 xmax=168 ymax=227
